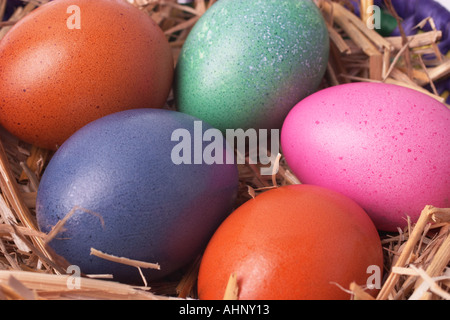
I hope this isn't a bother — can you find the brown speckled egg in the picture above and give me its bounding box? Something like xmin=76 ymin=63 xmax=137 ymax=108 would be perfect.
xmin=0 ymin=0 xmax=173 ymax=150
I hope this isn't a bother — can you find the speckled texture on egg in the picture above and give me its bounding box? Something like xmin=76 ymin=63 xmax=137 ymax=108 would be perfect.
xmin=281 ymin=82 xmax=450 ymax=231
xmin=174 ymin=0 xmax=329 ymax=132
xmin=36 ymin=109 xmax=239 ymax=284
xmin=0 ymin=0 xmax=173 ymax=150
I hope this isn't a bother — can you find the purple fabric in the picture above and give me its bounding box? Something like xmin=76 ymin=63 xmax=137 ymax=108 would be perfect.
xmin=350 ymin=0 xmax=450 ymax=102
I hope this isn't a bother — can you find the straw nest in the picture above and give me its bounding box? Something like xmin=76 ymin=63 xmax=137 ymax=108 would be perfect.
xmin=0 ymin=0 xmax=449 ymax=300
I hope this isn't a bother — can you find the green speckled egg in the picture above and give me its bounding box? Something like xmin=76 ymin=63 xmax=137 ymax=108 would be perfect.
xmin=174 ymin=0 xmax=329 ymax=132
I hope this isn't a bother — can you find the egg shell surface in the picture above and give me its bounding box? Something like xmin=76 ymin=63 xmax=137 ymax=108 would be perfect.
xmin=174 ymin=0 xmax=329 ymax=132
xmin=0 ymin=0 xmax=173 ymax=150
xmin=281 ymin=82 xmax=450 ymax=231
xmin=36 ymin=109 xmax=239 ymax=284
xmin=197 ymin=184 xmax=383 ymax=300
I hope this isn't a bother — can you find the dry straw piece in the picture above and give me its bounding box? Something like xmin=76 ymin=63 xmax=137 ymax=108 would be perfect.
xmin=0 ymin=0 xmax=449 ymax=300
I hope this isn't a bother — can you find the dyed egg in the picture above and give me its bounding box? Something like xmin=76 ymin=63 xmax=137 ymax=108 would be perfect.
xmin=36 ymin=109 xmax=239 ymax=284
xmin=197 ymin=184 xmax=383 ymax=300
xmin=174 ymin=0 xmax=329 ymax=132
xmin=0 ymin=0 xmax=173 ymax=150
xmin=281 ymin=82 xmax=450 ymax=232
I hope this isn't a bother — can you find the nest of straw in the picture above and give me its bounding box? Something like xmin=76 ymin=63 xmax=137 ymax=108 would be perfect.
xmin=0 ymin=0 xmax=449 ymax=300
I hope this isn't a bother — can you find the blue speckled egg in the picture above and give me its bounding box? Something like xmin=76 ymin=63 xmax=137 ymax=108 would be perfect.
xmin=174 ymin=0 xmax=329 ymax=132
xmin=36 ymin=109 xmax=239 ymax=284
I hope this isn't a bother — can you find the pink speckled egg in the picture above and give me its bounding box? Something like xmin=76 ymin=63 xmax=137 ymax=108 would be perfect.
xmin=281 ymin=82 xmax=450 ymax=231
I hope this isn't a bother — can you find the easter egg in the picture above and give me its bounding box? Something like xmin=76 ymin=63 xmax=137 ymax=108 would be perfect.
xmin=0 ymin=0 xmax=173 ymax=150
xmin=36 ymin=109 xmax=239 ymax=284
xmin=281 ymin=82 xmax=450 ymax=231
xmin=197 ymin=184 xmax=383 ymax=300
xmin=174 ymin=0 xmax=329 ymax=132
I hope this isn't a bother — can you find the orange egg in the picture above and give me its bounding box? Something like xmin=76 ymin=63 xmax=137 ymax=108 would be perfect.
xmin=0 ymin=0 xmax=173 ymax=150
xmin=197 ymin=184 xmax=384 ymax=300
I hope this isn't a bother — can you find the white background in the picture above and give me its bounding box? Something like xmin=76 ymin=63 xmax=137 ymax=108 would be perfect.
xmin=435 ymin=0 xmax=450 ymax=11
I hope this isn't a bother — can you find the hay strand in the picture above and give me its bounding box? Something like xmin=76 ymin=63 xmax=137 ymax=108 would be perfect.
xmin=223 ymin=273 xmax=239 ymax=300
xmin=89 ymin=248 xmax=161 ymax=271
xmin=376 ymin=206 xmax=450 ymax=300
xmin=0 ymin=270 xmax=178 ymax=300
